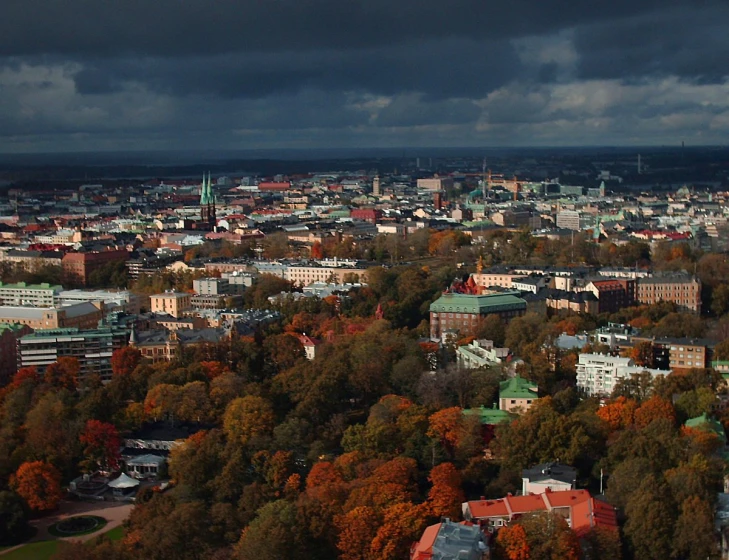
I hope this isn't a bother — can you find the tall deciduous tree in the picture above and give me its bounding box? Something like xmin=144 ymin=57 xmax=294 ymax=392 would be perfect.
xmin=673 ymin=496 xmax=718 ymax=560
xmin=633 ymin=396 xmax=675 ymax=429
xmin=111 ymin=347 xmax=142 ymax=377
xmin=495 ymin=523 xmax=530 ymax=560
xmin=427 ymin=462 xmax=465 ymax=519
xmin=0 ymin=490 xmax=31 ymax=545
xmin=44 ymin=357 xmax=80 ymax=390
xmin=10 ymin=460 xmax=63 ymax=512
xmin=334 ymin=506 xmax=380 ymax=560
xmin=624 ymin=474 xmax=676 ymax=560
xmin=223 ymin=396 xmax=275 ymax=446
xmin=79 ymin=420 xmax=121 ymax=472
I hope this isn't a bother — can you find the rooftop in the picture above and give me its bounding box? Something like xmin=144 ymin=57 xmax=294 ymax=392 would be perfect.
xmin=499 ymin=376 xmax=538 ymax=399
xmin=430 ymin=292 xmax=527 ymax=314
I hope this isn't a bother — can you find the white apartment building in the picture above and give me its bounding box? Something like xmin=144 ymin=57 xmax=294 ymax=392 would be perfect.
xmin=576 ymin=353 xmax=668 ymax=397
xmin=0 ymin=282 xmax=61 ymax=307
xmin=556 ymin=210 xmax=581 ymax=231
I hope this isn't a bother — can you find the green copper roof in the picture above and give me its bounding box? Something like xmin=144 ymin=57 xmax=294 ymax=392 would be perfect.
xmin=685 ymin=413 xmax=727 ymax=443
xmin=499 ymin=376 xmax=538 ymax=399
xmin=0 ymin=281 xmax=62 ymax=291
xmin=430 ymin=293 xmax=526 ymax=314
xmin=463 ymin=405 xmax=511 ymax=425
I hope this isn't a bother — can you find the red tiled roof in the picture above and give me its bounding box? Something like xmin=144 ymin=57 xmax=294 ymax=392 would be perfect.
xmin=465 ymin=489 xmax=617 ymax=534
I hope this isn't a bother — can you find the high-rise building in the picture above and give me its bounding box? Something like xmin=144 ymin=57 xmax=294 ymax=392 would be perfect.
xmin=372 ymin=176 xmax=381 ymax=196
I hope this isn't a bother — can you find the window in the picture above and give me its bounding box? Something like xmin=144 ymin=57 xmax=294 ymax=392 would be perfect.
xmin=511 ymin=400 xmax=516 ymax=404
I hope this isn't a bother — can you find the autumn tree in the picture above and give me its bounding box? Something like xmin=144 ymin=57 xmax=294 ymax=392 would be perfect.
xmin=369 ymin=502 xmax=429 ymax=560
xmin=518 ymin=512 xmax=580 ymax=560
xmin=427 ymin=407 xmax=463 ymax=457
xmin=44 ymin=357 xmax=80 ymax=390
xmin=633 ymin=395 xmax=676 ymax=429
xmin=630 ymin=341 xmax=654 ymax=367
xmin=427 ymin=462 xmax=465 ymax=519
xmin=223 ymin=396 xmax=275 ymax=447
xmin=111 ymin=346 xmax=142 ymax=377
xmin=623 ymin=474 xmax=676 ymax=560
xmin=672 ymin=496 xmax=718 ymax=560
xmin=334 ymin=506 xmax=380 ymax=560
xmin=79 ymin=420 xmax=121 ymax=472
xmin=596 ymin=396 xmax=637 ymax=431
xmin=10 ymin=460 xmax=63 ymax=512
xmin=495 ymin=522 xmax=530 ymax=560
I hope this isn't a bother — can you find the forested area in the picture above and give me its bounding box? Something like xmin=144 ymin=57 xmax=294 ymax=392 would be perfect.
xmin=2 ymin=241 xmax=729 ymax=559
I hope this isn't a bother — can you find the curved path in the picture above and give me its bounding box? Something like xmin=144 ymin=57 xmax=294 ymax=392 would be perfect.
xmin=0 ymin=500 xmax=133 ymax=556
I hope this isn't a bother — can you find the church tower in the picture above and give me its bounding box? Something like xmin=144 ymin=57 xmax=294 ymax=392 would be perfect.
xmin=200 ymin=172 xmax=217 ymax=230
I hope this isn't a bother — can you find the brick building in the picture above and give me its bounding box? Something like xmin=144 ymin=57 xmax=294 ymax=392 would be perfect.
xmin=636 ymin=272 xmax=702 ymax=314
xmin=584 ymin=279 xmax=635 ymax=314
xmin=0 ymin=323 xmax=33 ymax=385
xmin=62 ymin=249 xmax=129 ymax=286
xmin=429 ymin=292 xmax=527 ymax=340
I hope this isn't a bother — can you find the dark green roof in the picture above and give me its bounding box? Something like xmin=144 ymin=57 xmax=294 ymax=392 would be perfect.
xmin=499 ymin=376 xmax=538 ymax=399
xmin=463 ymin=405 xmax=512 ymax=425
xmin=430 ymin=293 xmax=527 ymax=314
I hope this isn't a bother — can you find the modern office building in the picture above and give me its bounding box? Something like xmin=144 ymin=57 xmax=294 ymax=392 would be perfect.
xmin=17 ymin=326 xmax=128 ymax=383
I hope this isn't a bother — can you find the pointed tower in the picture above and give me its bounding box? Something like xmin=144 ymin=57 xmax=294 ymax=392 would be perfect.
xmin=200 ymin=172 xmax=217 ymax=229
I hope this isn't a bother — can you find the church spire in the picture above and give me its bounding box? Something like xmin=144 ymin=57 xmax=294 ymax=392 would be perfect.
xmin=200 ymin=172 xmax=209 ymax=205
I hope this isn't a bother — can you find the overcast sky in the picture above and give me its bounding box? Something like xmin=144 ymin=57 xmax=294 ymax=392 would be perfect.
xmin=1 ymin=0 xmax=728 ymax=152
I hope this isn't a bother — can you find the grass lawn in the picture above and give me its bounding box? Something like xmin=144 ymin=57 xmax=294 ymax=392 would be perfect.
xmin=1 ymin=540 xmax=70 ymax=560
xmin=101 ymin=526 xmax=124 ymax=541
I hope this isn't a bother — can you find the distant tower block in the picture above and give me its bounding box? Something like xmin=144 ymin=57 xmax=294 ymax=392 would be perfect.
xmin=638 ymin=154 xmax=642 ymax=174
xmin=373 ymin=176 xmax=381 ymax=197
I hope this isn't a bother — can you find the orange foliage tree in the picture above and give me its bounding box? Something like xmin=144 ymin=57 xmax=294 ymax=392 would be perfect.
xmin=369 ymin=502 xmax=430 ymax=560
xmin=596 ymin=396 xmax=638 ymax=431
xmin=427 ymin=462 xmax=465 ymax=519
xmin=634 ymin=395 xmax=676 ymax=429
xmin=334 ymin=506 xmax=380 ymax=560
xmin=199 ymin=360 xmax=230 ymax=380
xmin=495 ymin=523 xmax=530 ymax=560
xmin=44 ymin=357 xmax=80 ymax=390
xmin=10 ymin=460 xmax=63 ymax=511
xmin=110 ymin=346 xmax=142 ymax=377
xmin=427 ymin=407 xmax=463 ymax=456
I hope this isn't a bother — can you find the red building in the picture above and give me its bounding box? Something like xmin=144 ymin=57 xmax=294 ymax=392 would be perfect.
xmin=62 ymin=249 xmax=129 ymax=286
xmin=258 ymin=182 xmax=292 ymax=192
xmin=0 ymin=323 xmax=33 ymax=386
xmin=350 ymin=208 xmax=382 ymax=224
xmin=585 ymin=279 xmax=635 ymax=314
xmin=462 ymin=489 xmax=618 ymax=537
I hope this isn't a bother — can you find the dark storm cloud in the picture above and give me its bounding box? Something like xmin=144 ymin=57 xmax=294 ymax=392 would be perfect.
xmin=574 ymin=5 xmax=729 ymax=82
xmin=68 ymin=38 xmax=521 ymax=100
xmin=0 ymin=0 xmax=714 ymax=58
xmin=1 ymin=0 xmax=728 ymax=151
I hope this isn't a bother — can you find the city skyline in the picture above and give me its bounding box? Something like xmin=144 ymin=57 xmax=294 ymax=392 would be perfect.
xmin=1 ymin=0 xmax=728 ymax=152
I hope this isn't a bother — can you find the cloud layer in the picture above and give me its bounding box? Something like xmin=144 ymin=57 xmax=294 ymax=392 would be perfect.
xmin=1 ymin=0 xmax=727 ymax=152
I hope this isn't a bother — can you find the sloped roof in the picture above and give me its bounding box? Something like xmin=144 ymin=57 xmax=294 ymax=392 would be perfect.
xmin=499 ymin=376 xmax=538 ymax=399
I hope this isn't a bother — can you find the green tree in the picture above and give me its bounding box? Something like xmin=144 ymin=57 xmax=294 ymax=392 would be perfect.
xmin=623 ymin=474 xmax=676 ymax=560
xmin=0 ymin=490 xmax=31 ymax=545
xmin=673 ymin=496 xmax=718 ymax=560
